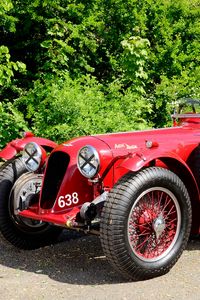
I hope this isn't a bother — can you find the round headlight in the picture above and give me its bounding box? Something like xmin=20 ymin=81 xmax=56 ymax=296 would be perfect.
xmin=22 ymin=142 xmax=42 ymax=171
xmin=77 ymin=145 xmax=100 ymax=178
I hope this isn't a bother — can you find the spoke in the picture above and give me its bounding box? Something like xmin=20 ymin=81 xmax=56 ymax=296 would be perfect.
xmin=165 ymin=217 xmax=177 ymax=226
xmin=158 ymin=191 xmax=164 ymax=211
xmin=164 ymin=209 xmax=176 ymax=219
xmin=147 ymin=191 xmax=154 ymax=210
xmin=161 ymin=196 xmax=171 ymax=213
xmin=137 ymin=231 xmax=151 ymax=237
xmin=145 ymin=236 xmax=159 ymax=258
xmin=140 ymin=198 xmax=148 ymax=212
xmin=133 ymin=222 xmax=152 ymax=230
xmin=136 ymin=235 xmax=153 ymax=251
xmin=166 ymin=202 xmax=175 ymax=213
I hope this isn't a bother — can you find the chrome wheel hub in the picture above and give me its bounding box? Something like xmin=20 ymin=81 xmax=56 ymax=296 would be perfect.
xmin=153 ymin=215 xmax=166 ymax=239
xmin=12 ymin=172 xmax=43 ymax=214
xmin=10 ymin=172 xmax=44 ymax=228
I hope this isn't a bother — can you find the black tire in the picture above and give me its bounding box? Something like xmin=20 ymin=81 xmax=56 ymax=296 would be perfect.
xmin=0 ymin=158 xmax=62 ymax=249
xmin=100 ymin=167 xmax=192 ymax=280
xmin=187 ymin=145 xmax=200 ymax=184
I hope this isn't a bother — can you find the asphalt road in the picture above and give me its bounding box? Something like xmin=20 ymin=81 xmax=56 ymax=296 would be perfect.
xmin=0 ymin=230 xmax=200 ymax=300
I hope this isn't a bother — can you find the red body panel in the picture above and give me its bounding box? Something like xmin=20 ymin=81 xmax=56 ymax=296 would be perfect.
xmin=0 ymin=135 xmax=57 ymax=160
xmin=40 ymin=137 xmax=113 ymax=214
xmin=18 ymin=120 xmax=200 ymax=233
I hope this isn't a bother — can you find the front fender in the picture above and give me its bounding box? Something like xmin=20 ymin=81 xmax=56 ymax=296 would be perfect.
xmin=0 ymin=135 xmax=57 ymax=160
xmin=120 ymin=150 xmax=189 ymax=173
xmin=118 ymin=149 xmax=200 ymax=195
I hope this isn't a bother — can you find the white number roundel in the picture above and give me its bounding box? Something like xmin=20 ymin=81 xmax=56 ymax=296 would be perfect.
xmin=58 ymin=192 xmax=79 ymax=208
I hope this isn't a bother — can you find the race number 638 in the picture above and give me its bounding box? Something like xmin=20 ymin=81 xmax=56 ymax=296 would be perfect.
xmin=58 ymin=192 xmax=79 ymax=208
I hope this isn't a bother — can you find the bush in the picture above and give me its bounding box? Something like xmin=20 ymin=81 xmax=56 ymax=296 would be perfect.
xmin=0 ymin=102 xmax=28 ymax=148
xmin=16 ymin=74 xmax=151 ymax=143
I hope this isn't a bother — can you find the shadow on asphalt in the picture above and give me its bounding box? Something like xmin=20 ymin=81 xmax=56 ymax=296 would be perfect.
xmin=0 ymin=230 xmax=199 ymax=285
xmin=0 ymin=230 xmax=126 ymax=285
xmin=187 ymin=236 xmax=200 ymax=251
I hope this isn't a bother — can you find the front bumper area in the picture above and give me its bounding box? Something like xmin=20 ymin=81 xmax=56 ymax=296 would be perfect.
xmin=19 ymin=206 xmax=80 ymax=227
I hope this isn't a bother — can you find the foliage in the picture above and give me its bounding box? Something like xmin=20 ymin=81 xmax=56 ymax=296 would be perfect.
xmin=120 ymin=36 xmax=150 ymax=94
xmin=0 ymin=46 xmax=26 ymax=87
xmin=0 ymin=0 xmax=16 ymax=32
xmin=0 ymin=102 xmax=28 ymax=148
xmin=16 ymin=74 xmax=151 ymax=142
xmin=0 ymin=0 xmax=200 ymax=146
xmin=150 ymin=66 xmax=200 ymax=127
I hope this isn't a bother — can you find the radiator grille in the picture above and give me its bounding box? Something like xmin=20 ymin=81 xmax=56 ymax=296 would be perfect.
xmin=40 ymin=151 xmax=70 ymax=209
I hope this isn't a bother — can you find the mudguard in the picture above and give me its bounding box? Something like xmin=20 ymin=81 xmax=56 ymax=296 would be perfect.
xmin=0 ymin=132 xmax=57 ymax=160
xmin=119 ymin=148 xmax=200 ymax=198
xmin=120 ymin=150 xmax=187 ymax=173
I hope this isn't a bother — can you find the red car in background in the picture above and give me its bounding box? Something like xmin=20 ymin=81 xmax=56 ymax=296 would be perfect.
xmin=0 ymin=98 xmax=200 ymax=281
xmin=0 ymin=131 xmax=56 ymax=162
xmin=0 ymin=132 xmax=61 ymax=247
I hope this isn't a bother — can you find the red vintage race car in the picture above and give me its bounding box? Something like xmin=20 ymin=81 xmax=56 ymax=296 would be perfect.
xmin=0 ymin=98 xmax=200 ymax=281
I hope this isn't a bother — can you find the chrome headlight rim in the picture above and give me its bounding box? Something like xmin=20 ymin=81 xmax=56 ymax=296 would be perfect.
xmin=77 ymin=145 xmax=100 ymax=179
xmin=22 ymin=142 xmax=42 ymax=172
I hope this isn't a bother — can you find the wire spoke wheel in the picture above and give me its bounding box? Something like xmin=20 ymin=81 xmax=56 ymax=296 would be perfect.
xmin=128 ymin=187 xmax=181 ymax=262
xmin=100 ymin=167 xmax=192 ymax=280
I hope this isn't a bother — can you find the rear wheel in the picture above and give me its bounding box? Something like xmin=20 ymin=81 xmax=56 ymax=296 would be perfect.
xmin=0 ymin=158 xmax=62 ymax=249
xmin=100 ymin=167 xmax=192 ymax=280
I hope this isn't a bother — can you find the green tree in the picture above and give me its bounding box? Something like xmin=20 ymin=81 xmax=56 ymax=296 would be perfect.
xmin=0 ymin=102 xmax=28 ymax=148
xmin=0 ymin=0 xmax=200 ymax=147
xmin=16 ymin=74 xmax=151 ymax=142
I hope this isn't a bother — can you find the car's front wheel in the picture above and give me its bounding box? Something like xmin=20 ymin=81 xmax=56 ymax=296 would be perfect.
xmin=0 ymin=158 xmax=62 ymax=249
xmin=100 ymin=167 xmax=192 ymax=280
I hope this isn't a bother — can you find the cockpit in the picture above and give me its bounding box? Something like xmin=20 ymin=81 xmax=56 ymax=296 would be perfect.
xmin=172 ymin=98 xmax=200 ymax=126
